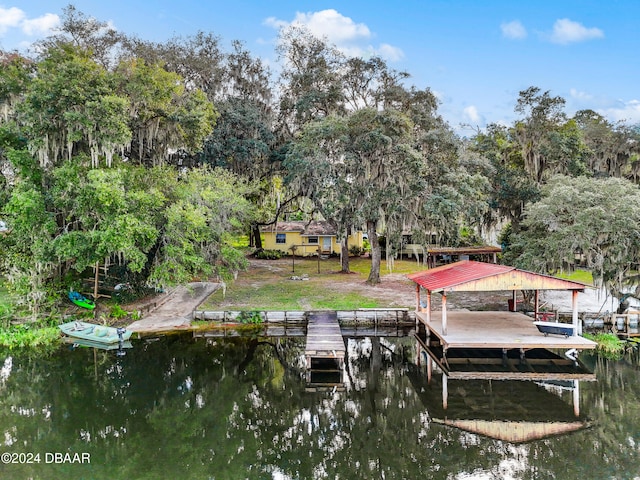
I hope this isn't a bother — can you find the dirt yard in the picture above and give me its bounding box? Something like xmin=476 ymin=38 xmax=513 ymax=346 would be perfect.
xmin=121 ymin=256 xmax=609 ymax=332
xmin=221 ymin=257 xmax=519 ymax=311
xmin=227 ymin=257 xmax=611 ymax=313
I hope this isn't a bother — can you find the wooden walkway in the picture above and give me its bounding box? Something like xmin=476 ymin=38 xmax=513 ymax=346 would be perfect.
xmin=304 ymin=311 xmax=346 ymax=369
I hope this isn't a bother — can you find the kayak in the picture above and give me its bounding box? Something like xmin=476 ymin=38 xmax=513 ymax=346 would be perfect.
xmin=59 ymin=320 xmax=132 ymax=344
xmin=68 ymin=291 xmax=96 ymax=310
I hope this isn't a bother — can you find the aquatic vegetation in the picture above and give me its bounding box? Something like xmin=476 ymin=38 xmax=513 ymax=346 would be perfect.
xmin=583 ymin=332 xmax=626 ymax=358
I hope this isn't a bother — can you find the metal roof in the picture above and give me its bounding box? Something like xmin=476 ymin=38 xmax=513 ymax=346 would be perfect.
xmin=406 ymin=260 xmax=588 ymax=293
xmin=261 ymin=221 xmax=338 ymax=236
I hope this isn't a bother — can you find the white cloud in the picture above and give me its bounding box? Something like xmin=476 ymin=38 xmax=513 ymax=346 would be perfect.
xmin=501 ymin=20 xmax=527 ymax=40
xmin=600 ymin=99 xmax=640 ymax=124
xmin=0 ymin=7 xmax=25 ymax=34
xmin=265 ymin=9 xmax=403 ymax=62
xmin=21 ymin=13 xmax=59 ymax=36
xmin=463 ymin=105 xmax=482 ymax=124
xmin=569 ymin=88 xmax=594 ymax=101
xmin=291 ymin=9 xmax=371 ymax=43
xmin=549 ymin=18 xmax=604 ymax=44
xmin=378 ymin=43 xmax=404 ymax=62
xmin=0 ymin=6 xmax=59 ymax=43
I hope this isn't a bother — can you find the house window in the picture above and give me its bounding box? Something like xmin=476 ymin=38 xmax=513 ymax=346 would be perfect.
xmin=276 ymin=233 xmax=286 ymax=244
xmin=307 ymin=236 xmax=318 ymax=244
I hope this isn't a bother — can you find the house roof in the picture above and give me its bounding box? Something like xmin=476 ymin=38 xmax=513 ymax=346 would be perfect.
xmin=406 ymin=260 xmax=588 ymax=293
xmin=262 ymin=221 xmax=337 ymax=236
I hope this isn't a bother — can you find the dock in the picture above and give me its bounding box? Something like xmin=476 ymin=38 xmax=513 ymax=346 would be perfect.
xmin=415 ymin=310 xmax=597 ymax=381
xmin=416 ymin=310 xmax=597 ymax=352
xmin=305 ymin=312 xmax=346 ymax=391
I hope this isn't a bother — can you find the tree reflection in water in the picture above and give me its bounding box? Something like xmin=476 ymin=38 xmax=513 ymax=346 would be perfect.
xmin=0 ymin=334 xmax=638 ymax=479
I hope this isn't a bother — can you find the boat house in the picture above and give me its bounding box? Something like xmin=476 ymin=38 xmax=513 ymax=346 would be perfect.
xmin=406 ymin=260 xmax=597 ymax=378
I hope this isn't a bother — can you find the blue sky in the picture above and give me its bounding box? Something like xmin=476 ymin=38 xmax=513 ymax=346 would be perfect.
xmin=4 ymin=1 xmax=639 ymax=134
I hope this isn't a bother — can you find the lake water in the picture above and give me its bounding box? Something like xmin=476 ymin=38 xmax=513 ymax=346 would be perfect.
xmin=0 ymin=331 xmax=638 ymax=480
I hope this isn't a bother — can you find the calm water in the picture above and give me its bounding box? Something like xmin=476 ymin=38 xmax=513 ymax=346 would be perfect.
xmin=0 ymin=331 xmax=638 ymax=480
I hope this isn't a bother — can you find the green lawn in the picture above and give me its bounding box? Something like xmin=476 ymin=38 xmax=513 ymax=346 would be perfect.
xmin=201 ymin=256 xmax=424 ymax=311
xmin=554 ymin=269 xmax=594 ymax=285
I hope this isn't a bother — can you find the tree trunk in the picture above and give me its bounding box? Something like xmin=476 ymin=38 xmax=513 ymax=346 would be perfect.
xmin=251 ymin=223 xmax=263 ymax=250
xmin=366 ymin=220 xmax=381 ymax=284
xmin=340 ymin=231 xmax=350 ymax=273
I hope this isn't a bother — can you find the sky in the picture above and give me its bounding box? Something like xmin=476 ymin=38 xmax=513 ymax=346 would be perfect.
xmin=3 ymin=1 xmax=640 ymax=135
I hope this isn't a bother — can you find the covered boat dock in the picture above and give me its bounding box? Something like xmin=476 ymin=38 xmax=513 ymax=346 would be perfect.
xmin=406 ymin=260 xmax=597 ymax=360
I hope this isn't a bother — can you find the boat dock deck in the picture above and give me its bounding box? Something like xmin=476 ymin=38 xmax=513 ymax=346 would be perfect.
xmin=416 ymin=310 xmax=597 ymax=352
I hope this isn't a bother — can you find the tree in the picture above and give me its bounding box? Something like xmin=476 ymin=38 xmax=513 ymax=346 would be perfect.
xmin=288 ymin=108 xmax=425 ymax=283
xmin=35 ymin=4 xmax=124 ymax=69
xmin=507 ymin=174 xmax=640 ymax=297
xmin=573 ymin=109 xmax=640 ymax=180
xmin=275 ymin=26 xmax=346 ymax=137
xmin=0 ymin=157 xmax=253 ymax=313
xmin=470 ymin=123 xmax=539 ymax=233
xmin=513 ymin=86 xmax=567 ymax=183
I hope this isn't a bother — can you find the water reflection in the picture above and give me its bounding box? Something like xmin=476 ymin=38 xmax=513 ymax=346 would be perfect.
xmin=0 ymin=334 xmax=637 ymax=479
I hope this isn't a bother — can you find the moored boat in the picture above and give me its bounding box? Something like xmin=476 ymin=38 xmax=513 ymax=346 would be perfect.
xmin=533 ymin=321 xmax=574 ymax=338
xmin=59 ymin=320 xmax=132 ymax=344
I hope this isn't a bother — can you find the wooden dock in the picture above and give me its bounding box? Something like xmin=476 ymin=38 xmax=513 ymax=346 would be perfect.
xmin=416 ymin=310 xmax=597 ymax=352
xmin=304 ymin=311 xmax=346 ymax=367
xmin=304 ymin=312 xmax=345 ymax=391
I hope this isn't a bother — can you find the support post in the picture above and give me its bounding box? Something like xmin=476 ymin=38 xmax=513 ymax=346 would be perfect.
xmin=442 ymin=293 xmax=448 ymax=335
xmin=442 ymin=374 xmax=448 ymax=410
xmin=572 ymin=290 xmax=580 ymax=335
xmin=93 ymin=261 xmax=99 ymax=300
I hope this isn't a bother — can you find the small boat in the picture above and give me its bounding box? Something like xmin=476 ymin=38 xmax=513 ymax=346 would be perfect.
xmin=533 ymin=321 xmax=574 ymax=338
xmin=63 ymin=336 xmax=133 ymax=351
xmin=59 ymin=320 xmax=132 ymax=344
xmin=68 ymin=291 xmax=96 ymax=310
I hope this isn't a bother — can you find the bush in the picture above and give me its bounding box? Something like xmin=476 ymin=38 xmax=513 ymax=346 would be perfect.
xmin=349 ymin=245 xmax=364 ymax=257
xmin=255 ymin=249 xmax=285 ymax=260
xmin=109 ymin=304 xmax=129 ymax=320
xmin=0 ymin=324 xmax=61 ymax=351
xmin=237 ymin=310 xmax=263 ymax=324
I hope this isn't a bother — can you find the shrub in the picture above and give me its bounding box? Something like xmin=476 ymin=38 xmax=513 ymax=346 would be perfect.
xmin=237 ymin=310 xmax=263 ymax=324
xmin=109 ymin=304 xmax=129 ymax=320
xmin=349 ymin=245 xmax=364 ymax=257
xmin=255 ymin=249 xmax=285 ymax=260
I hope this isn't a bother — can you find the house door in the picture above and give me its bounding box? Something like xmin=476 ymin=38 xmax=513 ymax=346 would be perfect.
xmin=322 ymin=236 xmax=332 ymax=253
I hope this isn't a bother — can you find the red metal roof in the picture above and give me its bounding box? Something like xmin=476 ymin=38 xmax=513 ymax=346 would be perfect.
xmin=406 ymin=260 xmax=587 ymax=292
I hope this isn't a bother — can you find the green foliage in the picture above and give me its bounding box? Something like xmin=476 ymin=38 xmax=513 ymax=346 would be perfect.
xmin=0 ymin=324 xmax=61 ymax=351
xmin=237 ymin=310 xmax=263 ymax=325
xmin=583 ymin=332 xmax=626 ymax=359
xmin=508 ymin=175 xmax=640 ymax=297
xmin=2 ymin=158 xmax=253 ymax=312
xmin=254 ymin=249 xmax=285 ymax=260
xmin=349 ymin=245 xmax=364 ymax=256
xmin=109 ymin=304 xmax=128 ymax=320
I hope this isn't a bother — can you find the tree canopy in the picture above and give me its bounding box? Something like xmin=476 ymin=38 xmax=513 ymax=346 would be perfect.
xmin=1 ymin=6 xmax=640 ymax=313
